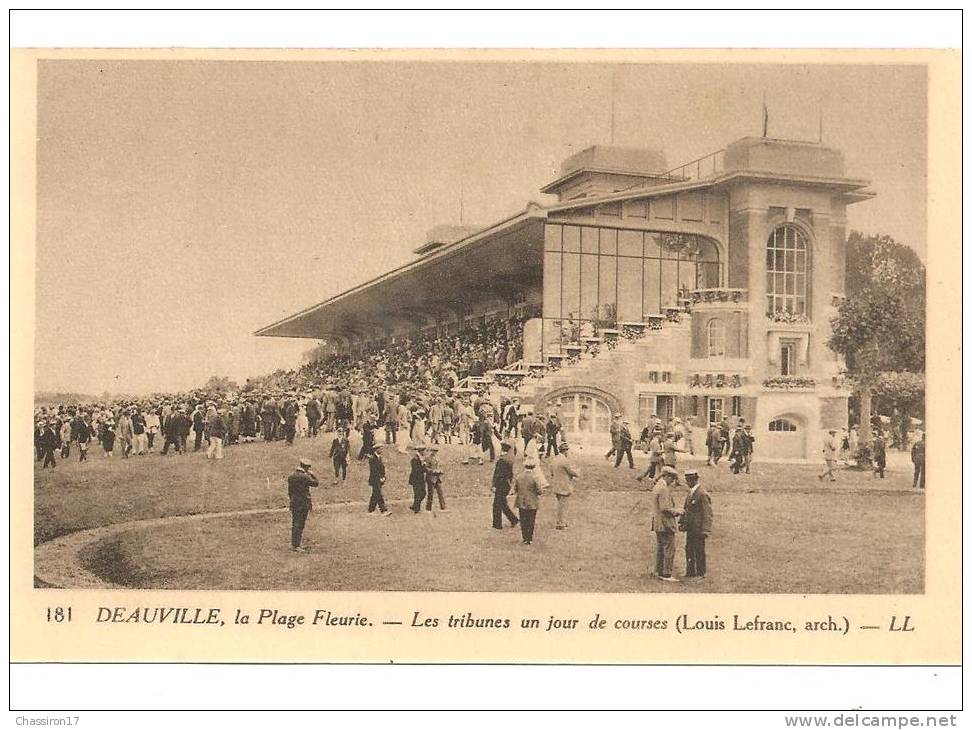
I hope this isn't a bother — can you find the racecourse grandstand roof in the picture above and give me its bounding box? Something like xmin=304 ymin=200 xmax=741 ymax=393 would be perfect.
xmin=256 ymin=137 xmax=874 ymax=342
xmin=254 ymin=206 xmax=546 ymax=340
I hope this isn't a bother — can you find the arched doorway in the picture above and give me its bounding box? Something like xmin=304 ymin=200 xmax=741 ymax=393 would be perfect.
xmin=539 ymin=387 xmax=618 ymax=447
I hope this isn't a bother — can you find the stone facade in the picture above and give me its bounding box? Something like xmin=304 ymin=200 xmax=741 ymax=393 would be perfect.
xmin=528 ymin=136 xmax=874 ymax=461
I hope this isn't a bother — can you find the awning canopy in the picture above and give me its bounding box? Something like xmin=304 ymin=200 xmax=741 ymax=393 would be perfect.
xmin=255 ymin=211 xmax=545 ymax=341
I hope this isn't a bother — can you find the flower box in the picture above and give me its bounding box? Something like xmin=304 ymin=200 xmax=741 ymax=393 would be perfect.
xmin=762 ymin=376 xmax=816 ymax=390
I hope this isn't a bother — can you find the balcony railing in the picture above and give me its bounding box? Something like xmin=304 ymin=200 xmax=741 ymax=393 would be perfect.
xmin=660 ymin=148 xmax=726 ymax=183
xmin=619 ymin=148 xmax=727 ymax=192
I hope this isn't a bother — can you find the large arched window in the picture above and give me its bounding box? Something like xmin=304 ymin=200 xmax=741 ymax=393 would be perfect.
xmin=706 ymin=318 xmax=726 ymax=357
xmin=766 ymin=225 xmax=809 ymax=316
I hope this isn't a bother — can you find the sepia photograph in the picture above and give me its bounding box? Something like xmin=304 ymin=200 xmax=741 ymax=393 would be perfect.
xmin=27 ymin=55 xmax=934 ymax=597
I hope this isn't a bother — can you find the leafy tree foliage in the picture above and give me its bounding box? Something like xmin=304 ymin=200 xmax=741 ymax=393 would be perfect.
xmin=201 ymin=375 xmax=239 ymax=393
xmin=829 ymin=232 xmax=925 ymax=450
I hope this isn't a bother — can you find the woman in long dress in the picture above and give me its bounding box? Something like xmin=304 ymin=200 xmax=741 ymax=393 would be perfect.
xmin=296 ymin=400 xmax=309 ymax=438
xmin=524 ymin=432 xmax=549 ymax=489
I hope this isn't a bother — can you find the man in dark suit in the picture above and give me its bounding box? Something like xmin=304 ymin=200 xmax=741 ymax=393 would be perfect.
xmin=480 ymin=416 xmax=498 ymax=464
xmin=614 ymin=419 xmax=634 ymax=469
xmin=162 ymin=407 xmax=187 ymax=455
xmin=192 ymin=405 xmax=205 ymax=452
xmin=38 ymin=421 xmax=58 ymax=468
xmin=679 ymin=470 xmax=713 ymax=579
xmin=261 ymin=396 xmax=279 ymax=441
xmin=911 ymin=432 xmax=925 ymax=489
xmin=367 ymin=444 xmax=390 ymax=515
xmin=520 ymin=411 xmax=539 ymax=454
xmin=281 ymin=395 xmax=298 ymax=445
xmin=287 ymin=458 xmax=319 ymax=552
xmin=706 ymin=423 xmax=722 ymax=465
xmin=872 ymin=431 xmax=887 ymax=479
xmin=605 ymin=414 xmax=621 ymax=461
xmin=742 ymin=424 xmax=755 ymax=472
xmin=544 ymin=414 xmax=561 ymax=460
xmin=408 ymin=445 xmax=427 ymax=513
xmin=305 ymin=397 xmax=322 ymax=438
xmin=328 ymin=428 xmax=350 ymax=483
xmin=729 ymin=427 xmax=751 ymax=475
xmin=491 ymin=442 xmax=519 ymax=529
xmin=358 ymin=415 xmax=377 ymax=460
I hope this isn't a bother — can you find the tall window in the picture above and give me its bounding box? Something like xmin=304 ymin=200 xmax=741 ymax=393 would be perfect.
xmin=780 ymin=340 xmax=796 ymax=376
xmin=638 ymin=393 xmax=655 ymax=427
xmin=542 ymin=223 xmax=721 ymax=355
xmin=706 ymin=318 xmax=726 ymax=357
xmin=766 ymin=225 xmax=809 ymax=316
xmin=708 ymin=397 xmax=724 ymax=425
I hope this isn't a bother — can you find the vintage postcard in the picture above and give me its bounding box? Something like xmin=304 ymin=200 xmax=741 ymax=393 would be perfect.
xmin=10 ymin=47 xmax=961 ymax=665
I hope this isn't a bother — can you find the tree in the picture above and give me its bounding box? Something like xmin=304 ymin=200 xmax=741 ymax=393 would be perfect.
xmin=873 ymin=371 xmax=925 ymax=449
xmin=202 ymin=375 xmax=239 ymax=393
xmin=829 ymin=232 xmax=925 ymax=457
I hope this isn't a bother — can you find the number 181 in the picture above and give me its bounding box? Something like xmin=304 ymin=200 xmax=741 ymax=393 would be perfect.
xmin=47 ymin=606 xmax=72 ymax=622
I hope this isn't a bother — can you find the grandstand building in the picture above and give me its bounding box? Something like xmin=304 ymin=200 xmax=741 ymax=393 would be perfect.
xmin=257 ymin=136 xmax=874 ymax=460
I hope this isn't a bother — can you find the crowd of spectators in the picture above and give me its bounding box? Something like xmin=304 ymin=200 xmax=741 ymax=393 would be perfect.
xmin=33 ymin=314 xmax=529 ymax=468
xmin=270 ymin=313 xmax=527 ymax=394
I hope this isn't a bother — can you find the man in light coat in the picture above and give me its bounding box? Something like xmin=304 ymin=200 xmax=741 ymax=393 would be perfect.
xmin=115 ymin=411 xmax=134 ymax=459
xmin=550 ymin=442 xmax=580 ymax=530
xmin=818 ymin=428 xmax=839 ymax=482
xmin=650 ymin=466 xmax=682 ymax=581
xmin=513 ymin=457 xmax=543 ymax=545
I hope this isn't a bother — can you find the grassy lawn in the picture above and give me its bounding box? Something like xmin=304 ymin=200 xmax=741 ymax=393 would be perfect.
xmin=35 ymin=436 xmax=924 ymax=593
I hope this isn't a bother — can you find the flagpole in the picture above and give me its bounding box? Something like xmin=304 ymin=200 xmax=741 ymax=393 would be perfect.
xmin=762 ymin=91 xmax=768 ymax=138
xmin=818 ymin=96 xmax=824 ymax=143
xmin=610 ymin=67 xmax=617 ymax=145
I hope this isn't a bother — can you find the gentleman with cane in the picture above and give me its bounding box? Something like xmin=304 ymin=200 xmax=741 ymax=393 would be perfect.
xmin=287 ymin=458 xmax=319 ymax=552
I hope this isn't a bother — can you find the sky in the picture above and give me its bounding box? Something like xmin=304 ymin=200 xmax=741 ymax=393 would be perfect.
xmin=34 ymin=59 xmax=926 ymax=396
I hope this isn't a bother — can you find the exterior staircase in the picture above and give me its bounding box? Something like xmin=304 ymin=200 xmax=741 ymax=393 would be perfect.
xmin=478 ymin=312 xmax=691 ymax=408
